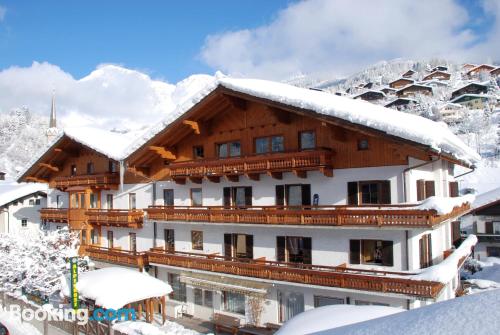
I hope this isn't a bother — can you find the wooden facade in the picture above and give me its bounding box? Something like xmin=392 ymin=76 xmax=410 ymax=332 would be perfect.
xmin=422 ymin=71 xmax=450 ymax=81
xmin=388 ymin=78 xmax=413 ymax=89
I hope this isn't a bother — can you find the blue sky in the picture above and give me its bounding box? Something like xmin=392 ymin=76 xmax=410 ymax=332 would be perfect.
xmin=0 ymin=1 xmax=291 ymax=82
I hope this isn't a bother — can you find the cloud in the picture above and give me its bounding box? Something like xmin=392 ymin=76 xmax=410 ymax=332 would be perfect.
xmin=0 ymin=62 xmax=180 ymax=130
xmin=201 ymin=0 xmax=498 ymax=80
xmin=0 ymin=5 xmax=5 ymax=22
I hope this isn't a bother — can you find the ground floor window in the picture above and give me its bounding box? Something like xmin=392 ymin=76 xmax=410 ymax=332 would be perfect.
xmin=278 ymin=291 xmax=304 ymax=322
xmin=222 ymin=291 xmax=245 ymax=315
xmin=194 ymin=288 xmax=213 ymax=308
xmin=349 ymin=239 xmax=393 ymax=266
xmin=355 ymin=300 xmax=389 ymax=307
xmin=486 ymin=247 xmax=500 ymax=257
xmin=313 ymin=296 xmax=344 ymax=307
xmin=21 ymin=219 xmax=28 ymax=228
xmin=168 ymin=273 xmax=186 ymax=302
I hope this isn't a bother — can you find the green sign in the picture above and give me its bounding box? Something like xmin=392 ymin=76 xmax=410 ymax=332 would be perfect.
xmin=69 ymin=257 xmax=79 ymax=309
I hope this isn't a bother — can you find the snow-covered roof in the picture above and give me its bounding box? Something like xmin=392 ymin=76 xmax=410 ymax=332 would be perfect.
xmin=320 ymin=289 xmax=500 ymax=335
xmin=450 ymin=93 xmax=495 ymax=103
xmin=276 ymin=305 xmax=403 ymax=335
xmin=395 ymin=83 xmax=433 ymax=92
xmin=76 ymin=267 xmax=172 ymax=310
xmin=0 ymin=181 xmax=47 ymax=207
xmin=125 ymin=75 xmax=480 ymax=166
xmin=470 ymin=187 xmax=500 ymax=212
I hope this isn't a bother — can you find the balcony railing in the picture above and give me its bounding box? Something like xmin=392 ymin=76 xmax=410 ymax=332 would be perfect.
xmin=86 ymin=209 xmax=144 ymax=228
xmin=146 ymin=203 xmax=470 ymax=228
xmin=166 ymin=150 xmax=334 ymax=179
xmin=40 ymin=208 xmax=69 ymax=223
xmin=83 ymin=245 xmax=148 ymax=269
xmin=49 ymin=173 xmax=119 ymax=189
xmin=146 ymin=249 xmax=444 ymax=298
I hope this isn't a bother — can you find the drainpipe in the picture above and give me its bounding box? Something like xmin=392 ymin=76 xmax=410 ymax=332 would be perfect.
xmin=402 ymin=158 xmax=436 ymax=202
xmin=405 ymin=230 xmax=410 ymax=271
xmin=454 ymin=167 xmax=475 ymax=179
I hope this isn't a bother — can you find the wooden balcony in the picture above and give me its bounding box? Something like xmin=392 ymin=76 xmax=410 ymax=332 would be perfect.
xmin=49 ymin=173 xmax=119 ymax=190
xmin=83 ymin=245 xmax=148 ymax=270
xmin=40 ymin=208 xmax=69 ymax=223
xmin=146 ymin=249 xmax=444 ymax=299
xmin=86 ymin=209 xmax=144 ymax=228
xmin=166 ymin=150 xmax=334 ymax=183
xmin=146 ymin=203 xmax=470 ymax=228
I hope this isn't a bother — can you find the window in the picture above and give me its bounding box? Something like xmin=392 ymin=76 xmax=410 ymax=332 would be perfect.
xmin=90 ymin=193 xmax=98 ymax=209
xmin=275 ymin=184 xmax=311 ymax=207
xmin=191 ymin=230 xmax=203 ymax=250
xmin=21 ymin=219 xmax=28 ymax=228
xmin=129 ymin=193 xmax=136 ymax=209
xmin=419 ymin=234 xmax=433 ymax=268
xmin=224 ymin=234 xmax=253 ymax=260
xmin=193 ymin=146 xmax=204 ymax=159
xmin=70 ymin=164 xmax=77 ymax=176
xmin=164 ymin=229 xmax=175 ymax=251
xmin=349 ymin=239 xmax=393 ymax=266
xmin=217 ymin=141 xmax=241 ymax=158
xmin=485 ymin=222 xmax=500 ymax=235
xmin=354 ymin=300 xmax=389 ymax=307
xmin=106 ymin=194 xmax=113 ymax=209
xmin=109 ymin=160 xmax=117 ymax=173
xmin=487 ymin=247 xmax=500 ymax=257
xmin=299 ymin=131 xmax=315 ymax=150
xmin=314 ymin=296 xmax=344 ymax=307
xmin=56 ymin=195 xmax=62 ymax=208
xmin=193 ymin=289 xmax=214 ymax=308
xmin=70 ymin=193 xmax=80 ymax=208
xmin=347 ymin=181 xmax=391 ymax=205
xmin=277 ymin=236 xmax=312 ymax=264
xmin=86 ymin=162 xmax=95 ymax=174
xmin=107 ymin=231 xmax=114 ymax=249
xmin=29 ymin=199 xmax=35 ymax=205
xmin=163 ymin=189 xmax=174 ymax=206
xmin=35 ymin=198 xmax=41 ymax=205
xmin=223 ymin=291 xmax=246 ymax=315
xmin=255 ymin=135 xmax=284 ymax=154
xmin=190 ymin=188 xmax=202 ymax=206
xmin=449 ymin=181 xmax=459 ymax=197
xmin=194 ymin=288 xmax=203 ymax=305
xmin=204 ymin=290 xmax=213 ymax=308
xmin=223 ymin=187 xmax=252 ymax=208
xmin=168 ymin=273 xmax=186 ymax=302
xmin=278 ymin=291 xmax=304 ymax=322
xmin=129 ymin=233 xmax=137 ymax=252
xmin=90 ymin=229 xmax=98 ymax=245
xmin=416 ymin=179 xmax=435 ymax=201
xmin=357 ymin=139 xmax=369 ymax=150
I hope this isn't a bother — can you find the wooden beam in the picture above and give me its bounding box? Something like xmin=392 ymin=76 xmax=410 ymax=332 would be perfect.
xmin=223 ymin=94 xmax=247 ymax=110
xmin=268 ymin=171 xmax=283 ymax=180
xmin=293 ymin=170 xmax=307 ymax=179
xmin=183 ymin=120 xmax=201 ymax=135
xmin=26 ymin=176 xmax=49 ymax=183
xmin=206 ymin=175 xmax=220 ymax=183
xmin=148 ymin=146 xmax=177 ymax=160
xmin=245 ymin=173 xmax=260 ymax=181
xmin=127 ymin=166 xmax=150 ymax=178
xmin=268 ymin=106 xmax=291 ymax=124
xmin=225 ymin=174 xmax=240 ymax=182
xmin=321 ymin=167 xmax=334 ymax=177
xmin=189 ymin=176 xmax=203 ymax=184
xmin=173 ymin=177 xmax=186 ymax=185
xmin=38 ymin=163 xmax=60 ymax=172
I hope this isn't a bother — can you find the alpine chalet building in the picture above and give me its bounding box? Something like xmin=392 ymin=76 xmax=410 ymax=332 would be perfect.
xmin=19 ymin=77 xmax=479 ymax=326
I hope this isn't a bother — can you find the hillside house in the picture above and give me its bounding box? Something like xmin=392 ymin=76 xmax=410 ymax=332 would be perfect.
xmin=422 ymin=71 xmax=451 ymax=81
xmin=388 ymin=78 xmax=414 ymax=89
xmin=353 ymin=90 xmax=385 ymax=102
xmin=451 ymin=83 xmax=488 ymax=100
xmin=396 ymin=84 xmax=433 ymax=98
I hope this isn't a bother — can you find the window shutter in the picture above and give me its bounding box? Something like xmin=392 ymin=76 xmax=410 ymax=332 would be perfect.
xmin=347 ymin=182 xmax=359 ymax=205
xmin=245 ymin=187 xmax=253 ymax=207
xmin=303 ymin=237 xmax=312 ymax=264
xmin=276 ymin=185 xmax=285 ymax=207
xmin=473 ymin=221 xmax=477 ymax=234
xmin=381 ymin=241 xmax=393 ymax=266
xmin=416 ymin=179 xmax=425 ymax=201
xmin=425 ymin=180 xmax=435 ymax=198
xmin=381 ymin=181 xmax=391 ymax=204
xmin=223 ymin=187 xmax=231 ymax=208
xmin=419 ymin=237 xmax=425 ymax=268
xmin=224 ymin=234 xmax=232 ymax=260
xmin=277 ymin=236 xmax=286 ymax=262
xmin=301 ymin=184 xmax=311 ymax=206
xmin=449 ymin=181 xmax=459 ymax=197
xmin=452 ymin=221 xmax=461 ymax=244
xmin=486 ymin=222 xmax=493 ymax=234
xmin=246 ymin=235 xmax=254 ymax=259
xmin=427 ymin=234 xmax=433 ymax=266
xmin=349 ymin=240 xmax=360 ymax=264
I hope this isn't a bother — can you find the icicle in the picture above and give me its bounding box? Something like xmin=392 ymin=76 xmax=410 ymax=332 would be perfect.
xmin=119 ymin=160 xmax=125 ymax=192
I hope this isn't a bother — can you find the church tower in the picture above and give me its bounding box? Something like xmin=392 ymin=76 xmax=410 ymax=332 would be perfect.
xmin=46 ymin=91 xmax=60 ymax=142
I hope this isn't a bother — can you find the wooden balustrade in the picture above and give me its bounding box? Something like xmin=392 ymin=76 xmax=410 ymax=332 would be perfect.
xmin=40 ymin=208 xmax=69 ymax=223
xmin=146 ymin=249 xmax=444 ymax=298
xmin=146 ymin=203 xmax=470 ymax=228
xmin=84 ymin=245 xmax=148 ymax=270
xmin=166 ymin=150 xmax=334 ymax=180
xmin=49 ymin=173 xmax=119 ymax=189
xmin=86 ymin=209 xmax=144 ymax=228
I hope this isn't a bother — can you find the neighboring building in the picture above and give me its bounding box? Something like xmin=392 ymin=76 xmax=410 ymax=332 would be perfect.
xmin=422 ymin=71 xmax=451 ymax=81
xmin=385 ymin=98 xmax=419 ymax=110
xmin=353 ymin=90 xmax=385 ymax=102
xmin=0 ymin=172 xmax=5 ymax=181
xmin=451 ymin=83 xmax=488 ymax=100
xmin=396 ymin=84 xmax=433 ymax=98
xmin=466 ymin=64 xmax=496 ymax=78
xmin=490 ymin=67 xmax=500 ymax=78
xmin=388 ymin=78 xmax=414 ymax=89
xmin=0 ymin=181 xmax=47 ymax=235
xmin=46 ymin=91 xmax=61 ymax=143
xmin=402 ymin=70 xmax=416 ymax=78
xmin=20 ymin=77 xmax=478 ymax=326
xmin=380 ymin=87 xmax=396 ymax=95
xmin=460 ymin=187 xmax=500 ymax=260
xmin=430 ymin=66 xmax=448 ymax=72
xmin=450 ymin=94 xmax=495 ymax=110
xmin=462 ymin=63 xmax=476 ymax=72
xmin=435 ymin=103 xmax=466 ymax=124
xmin=363 ymin=82 xmax=374 ymax=89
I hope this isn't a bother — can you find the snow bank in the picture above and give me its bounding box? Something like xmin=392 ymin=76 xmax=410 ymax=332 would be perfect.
xmin=0 ymin=180 xmax=47 ymax=207
xmin=410 ymin=234 xmax=477 ymax=283
xmin=76 ymin=268 xmax=172 ymax=310
xmin=0 ymin=310 xmax=41 ymax=335
xmin=276 ymin=305 xmax=403 ymax=335
xmin=415 ymin=194 xmax=474 ymax=215
xmin=320 ymin=289 xmax=500 ymax=335
xmin=113 ymin=320 xmax=201 ymax=335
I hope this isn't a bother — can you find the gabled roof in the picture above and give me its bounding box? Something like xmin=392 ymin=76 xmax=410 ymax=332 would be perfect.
xmin=467 ymin=64 xmax=496 ymax=75
xmin=353 ymin=90 xmax=385 ymax=99
xmin=0 ymin=181 xmax=47 ymax=208
xmin=125 ymin=76 xmax=480 ymax=166
xmin=422 ymin=71 xmax=450 ymax=81
xmin=389 ymin=78 xmax=414 ymax=85
xmin=450 ymin=94 xmax=494 ymax=103
xmin=396 ymin=84 xmax=433 ymax=93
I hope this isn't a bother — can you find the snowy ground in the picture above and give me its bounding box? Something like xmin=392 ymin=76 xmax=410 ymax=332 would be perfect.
xmin=0 ymin=310 xmax=41 ymax=335
xmin=464 ymin=257 xmax=500 ymax=293
xmin=113 ymin=320 xmax=205 ymax=335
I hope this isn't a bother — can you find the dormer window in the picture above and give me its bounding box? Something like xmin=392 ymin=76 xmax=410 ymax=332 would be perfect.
xmin=87 ymin=162 xmax=95 ymax=174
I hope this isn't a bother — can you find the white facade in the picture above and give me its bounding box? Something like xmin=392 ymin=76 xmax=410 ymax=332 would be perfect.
xmin=0 ymin=192 xmax=47 ymax=235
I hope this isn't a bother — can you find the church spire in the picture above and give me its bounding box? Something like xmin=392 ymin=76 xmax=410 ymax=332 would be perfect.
xmin=49 ymin=90 xmax=57 ymax=128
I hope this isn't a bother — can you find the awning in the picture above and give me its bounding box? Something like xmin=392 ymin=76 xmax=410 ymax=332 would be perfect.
xmin=180 ymin=272 xmax=270 ymax=297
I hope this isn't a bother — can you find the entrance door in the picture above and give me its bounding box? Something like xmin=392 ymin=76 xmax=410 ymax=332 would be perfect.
xmin=68 ymin=191 xmax=88 ymax=230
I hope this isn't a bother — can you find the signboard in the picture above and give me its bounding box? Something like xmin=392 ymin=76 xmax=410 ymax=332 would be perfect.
xmin=69 ymin=257 xmax=79 ymax=309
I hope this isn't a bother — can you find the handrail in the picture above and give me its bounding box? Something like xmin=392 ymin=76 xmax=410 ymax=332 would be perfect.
xmin=86 ymin=209 xmax=144 ymax=228
xmin=50 ymin=173 xmax=119 ymax=188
